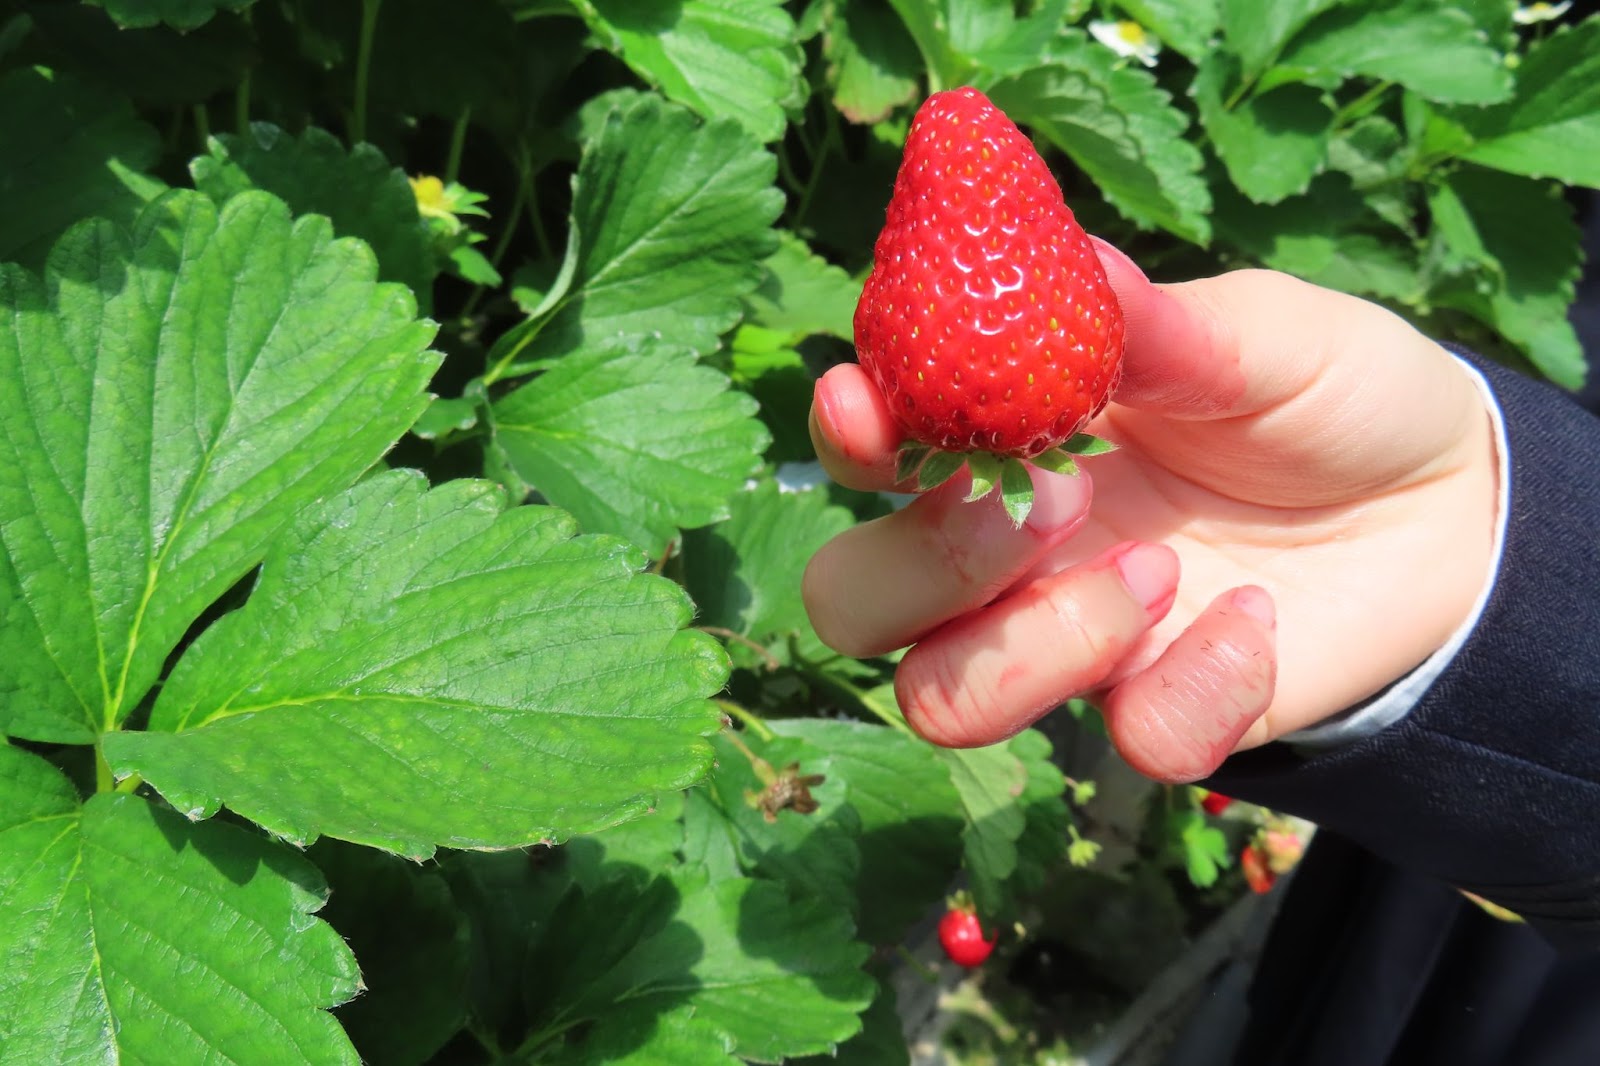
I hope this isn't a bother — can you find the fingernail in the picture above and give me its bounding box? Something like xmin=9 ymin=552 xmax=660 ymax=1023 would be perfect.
xmin=1023 ymin=467 xmax=1092 ymax=535
xmin=1089 ymin=236 xmax=1149 ymax=283
xmin=813 ymin=376 xmax=844 ymax=442
xmin=1230 ymin=585 xmax=1276 ymax=628
xmin=1112 ymin=542 xmax=1178 ymax=614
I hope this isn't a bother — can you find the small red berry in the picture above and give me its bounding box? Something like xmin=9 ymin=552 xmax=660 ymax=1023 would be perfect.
xmin=1199 ymin=790 xmax=1235 ymax=816
xmin=1241 ymin=843 xmax=1276 ymax=894
xmin=938 ymin=905 xmax=996 ymax=968
xmin=854 ymin=87 xmax=1124 ymax=470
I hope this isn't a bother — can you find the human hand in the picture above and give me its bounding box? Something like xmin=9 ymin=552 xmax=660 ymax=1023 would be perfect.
xmin=803 ymin=248 xmax=1499 ymax=782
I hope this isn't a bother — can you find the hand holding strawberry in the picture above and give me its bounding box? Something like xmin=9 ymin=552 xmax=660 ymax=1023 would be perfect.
xmin=804 ymin=91 xmax=1500 ymax=782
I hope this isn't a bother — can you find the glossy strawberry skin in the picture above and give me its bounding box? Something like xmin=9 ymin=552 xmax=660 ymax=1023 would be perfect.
xmin=938 ymin=905 xmax=997 ymax=968
xmin=1199 ymin=790 xmax=1235 ymax=816
xmin=854 ymin=87 xmax=1124 ymax=459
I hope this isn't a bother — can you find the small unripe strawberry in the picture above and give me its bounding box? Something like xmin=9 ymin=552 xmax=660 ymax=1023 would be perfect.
xmin=854 ymin=87 xmax=1124 ymax=523
xmin=938 ymin=904 xmax=996 ymax=968
xmin=1261 ymin=828 xmax=1304 ymax=874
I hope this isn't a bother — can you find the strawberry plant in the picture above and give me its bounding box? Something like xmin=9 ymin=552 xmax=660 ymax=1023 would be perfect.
xmin=1 ymin=2 xmax=1596 ymax=1064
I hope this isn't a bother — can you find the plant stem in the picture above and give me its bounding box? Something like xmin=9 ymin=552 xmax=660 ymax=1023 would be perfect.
xmin=352 ymin=0 xmax=383 ymax=144
xmin=445 ymin=107 xmax=471 ymax=184
xmin=715 ymin=698 xmax=776 ymax=742
xmin=234 ymin=8 xmax=253 ymax=133
xmin=792 ymin=111 xmax=839 ymax=230
xmin=459 ymin=160 xmax=529 ymax=320
xmin=192 ymin=103 xmax=211 ymax=144
xmin=803 ymin=667 xmax=917 ymax=737
xmin=115 ymin=773 xmax=144 ymax=795
xmin=1333 ymin=79 xmax=1393 ymax=129
xmin=523 ymin=166 xmax=553 ymax=260
xmin=700 ymin=626 xmax=781 ymax=672
xmin=895 ymin=944 xmax=942 ymax=985
xmin=235 ymin=68 xmax=252 ymax=134
xmin=94 ymin=746 xmax=114 ymax=793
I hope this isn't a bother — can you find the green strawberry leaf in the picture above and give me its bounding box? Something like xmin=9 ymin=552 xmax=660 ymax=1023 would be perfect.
xmin=572 ymin=0 xmax=806 ymax=143
xmin=917 ymin=449 xmax=967 ymax=492
xmin=564 ymin=790 xmax=688 ymax=887
xmin=1193 ymin=56 xmax=1333 ymax=205
xmin=743 ymin=230 xmax=863 ymax=340
xmin=772 ymin=718 xmax=966 ymax=944
xmin=965 ymin=452 xmax=1003 ymax=502
xmin=1327 ymin=116 xmax=1417 ymax=234
xmin=542 ymin=1005 xmax=743 ymax=1066
xmin=791 ymin=978 xmax=910 ymax=1066
xmin=999 ymin=457 xmax=1034 ymax=527
xmin=0 ymin=67 xmax=164 ymax=267
xmin=84 ymin=0 xmax=253 ymax=30
xmin=527 ymin=872 xmax=875 ymax=1062
xmin=1426 ymin=167 xmax=1585 ymax=388
xmin=822 ymin=0 xmax=922 ymax=124
xmin=682 ymin=784 xmax=747 ymax=881
xmin=489 ymin=339 xmax=769 ymax=555
xmin=104 ymin=471 xmax=727 ymax=855
xmin=1219 ymin=0 xmax=1340 ymax=82
xmin=939 ymin=743 xmax=1029 ymax=919
xmin=1449 ymin=17 xmax=1600 ymax=189
xmin=987 ymin=31 xmax=1212 ymax=244
xmin=1273 ymin=0 xmax=1512 ymax=105
xmin=438 ymin=849 xmax=572 ymax=1042
xmin=0 ymin=747 xmax=360 ymax=1064
xmin=313 ymin=841 xmax=471 ymax=1066
xmin=965 ymin=0 xmax=1077 ymax=80
xmin=1113 ymin=0 xmax=1221 ymax=62
xmin=190 ymin=123 xmax=438 ymax=308
xmin=1006 ymin=729 xmax=1074 ymax=895
xmin=728 ymin=327 xmax=816 ymax=463
xmin=0 ymin=190 xmax=438 ymax=744
xmin=1214 ymin=177 xmax=1421 ymax=303
xmin=412 ymin=394 xmax=482 ymax=441
xmin=681 ymin=478 xmax=855 ymax=657
xmin=489 ymin=93 xmax=782 ymax=372
xmin=883 ymin=0 xmax=973 ymax=90
xmin=1174 ymin=809 xmax=1231 ymax=887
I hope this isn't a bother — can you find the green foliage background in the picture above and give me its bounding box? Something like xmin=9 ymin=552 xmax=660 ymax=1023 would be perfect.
xmin=1 ymin=0 xmax=1595 ymax=1063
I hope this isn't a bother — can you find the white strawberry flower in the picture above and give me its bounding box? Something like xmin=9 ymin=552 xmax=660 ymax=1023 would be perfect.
xmin=1513 ymin=1 xmax=1572 ymax=23
xmin=1088 ymin=19 xmax=1161 ymax=68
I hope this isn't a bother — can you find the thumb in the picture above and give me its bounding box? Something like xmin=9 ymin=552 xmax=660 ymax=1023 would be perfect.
xmin=1090 ymin=240 xmax=1361 ymax=420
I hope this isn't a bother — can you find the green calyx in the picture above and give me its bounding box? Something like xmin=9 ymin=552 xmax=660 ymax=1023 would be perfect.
xmin=894 ymin=433 xmax=1117 ymax=527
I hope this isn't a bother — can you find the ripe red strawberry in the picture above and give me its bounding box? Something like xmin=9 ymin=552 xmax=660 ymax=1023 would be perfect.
xmin=854 ymin=87 xmax=1125 ymax=523
xmin=938 ymin=902 xmax=997 ymax=968
xmin=1199 ymin=790 xmax=1235 ymax=817
xmin=1240 ymin=842 xmax=1276 ymax=894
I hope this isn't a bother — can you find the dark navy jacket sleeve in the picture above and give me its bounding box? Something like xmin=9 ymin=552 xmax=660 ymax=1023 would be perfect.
xmin=1205 ymin=351 xmax=1600 ymax=951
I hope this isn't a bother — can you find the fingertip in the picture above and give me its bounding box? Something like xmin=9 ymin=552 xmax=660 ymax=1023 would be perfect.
xmin=812 ymin=364 xmax=906 ymax=491
xmin=1103 ymin=586 xmax=1278 ymax=783
xmin=1089 ymin=235 xmax=1150 ymax=296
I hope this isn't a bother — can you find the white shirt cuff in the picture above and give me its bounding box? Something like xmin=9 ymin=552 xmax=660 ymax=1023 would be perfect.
xmin=1286 ymin=358 xmax=1511 ymax=749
